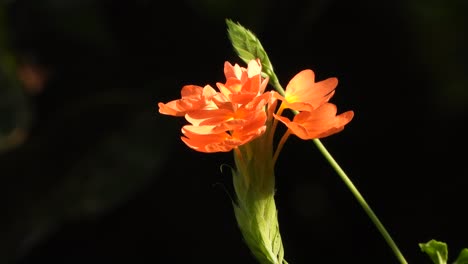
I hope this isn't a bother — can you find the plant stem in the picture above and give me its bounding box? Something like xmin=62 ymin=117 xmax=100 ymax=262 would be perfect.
xmin=312 ymin=138 xmax=408 ymax=264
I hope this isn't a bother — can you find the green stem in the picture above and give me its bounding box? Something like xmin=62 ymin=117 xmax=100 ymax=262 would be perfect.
xmin=312 ymin=138 xmax=408 ymax=264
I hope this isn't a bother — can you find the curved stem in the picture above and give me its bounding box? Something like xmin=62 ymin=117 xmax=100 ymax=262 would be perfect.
xmin=312 ymin=138 xmax=408 ymax=264
xmin=273 ymin=129 xmax=291 ymax=166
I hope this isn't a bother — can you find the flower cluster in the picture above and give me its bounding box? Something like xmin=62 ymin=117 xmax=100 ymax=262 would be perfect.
xmin=158 ymin=58 xmax=353 ymax=153
xmin=158 ymin=59 xmax=273 ymax=152
xmin=159 ymin=56 xmax=354 ymax=264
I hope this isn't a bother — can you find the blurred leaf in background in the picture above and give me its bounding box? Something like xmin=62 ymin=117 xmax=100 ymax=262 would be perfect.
xmin=0 ymin=3 xmax=31 ymax=153
xmin=0 ymin=1 xmax=177 ymax=263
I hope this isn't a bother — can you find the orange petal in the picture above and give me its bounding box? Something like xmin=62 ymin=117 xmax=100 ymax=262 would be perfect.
xmin=274 ymin=103 xmax=354 ymax=140
xmin=158 ymin=85 xmax=214 ymax=116
xmin=224 ymin=61 xmax=246 ymax=82
xmin=158 ymin=101 xmax=185 ymax=116
xmin=246 ymin=59 xmax=262 ymax=78
xmin=284 ymin=70 xmax=338 ymax=111
xmin=181 ymin=128 xmax=239 ymax=153
xmin=232 ymin=111 xmax=267 ymax=139
xmin=180 ymin=85 xmax=203 ymax=97
xmin=182 ymin=124 xmax=217 ymax=135
xmin=185 ymin=108 xmax=233 ymax=126
xmin=202 ymin=85 xmax=218 ymax=101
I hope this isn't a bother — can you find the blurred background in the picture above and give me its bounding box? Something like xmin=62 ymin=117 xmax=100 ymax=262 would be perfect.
xmin=0 ymin=0 xmax=467 ymax=263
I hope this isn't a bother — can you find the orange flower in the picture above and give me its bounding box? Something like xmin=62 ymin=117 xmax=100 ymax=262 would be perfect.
xmin=185 ymin=92 xmax=271 ymax=128
xmin=181 ymin=109 xmax=267 ymax=153
xmin=216 ymin=59 xmax=269 ymax=105
xmin=158 ymin=85 xmax=217 ymax=116
xmin=158 ymin=59 xmax=273 ymax=152
xmin=274 ymin=103 xmax=354 ymax=140
xmin=274 ymin=69 xmax=337 ymax=111
xmin=273 ymin=68 xmax=353 ymax=140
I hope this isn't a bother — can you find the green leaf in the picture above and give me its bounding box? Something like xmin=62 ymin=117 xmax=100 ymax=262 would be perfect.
xmin=225 ymin=18 xmax=281 ymax=90
xmin=454 ymin=248 xmax=468 ymax=264
xmin=419 ymin=239 xmax=449 ymax=264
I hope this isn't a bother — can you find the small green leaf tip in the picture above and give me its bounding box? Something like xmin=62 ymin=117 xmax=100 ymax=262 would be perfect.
xmin=454 ymin=248 xmax=468 ymax=264
xmin=225 ymin=18 xmax=279 ymax=87
xmin=419 ymin=239 xmax=448 ymax=264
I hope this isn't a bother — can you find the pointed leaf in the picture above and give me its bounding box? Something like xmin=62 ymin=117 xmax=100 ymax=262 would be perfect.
xmin=454 ymin=248 xmax=468 ymax=264
xmin=225 ymin=18 xmax=280 ymax=88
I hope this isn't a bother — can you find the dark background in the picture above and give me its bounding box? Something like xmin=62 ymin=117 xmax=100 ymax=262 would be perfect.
xmin=0 ymin=0 xmax=467 ymax=263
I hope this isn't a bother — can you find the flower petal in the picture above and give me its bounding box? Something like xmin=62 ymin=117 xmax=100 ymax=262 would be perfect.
xmin=158 ymin=85 xmax=216 ymax=116
xmin=274 ymin=103 xmax=354 ymax=140
xmin=282 ymin=70 xmax=338 ymax=111
xmin=181 ymin=127 xmax=242 ymax=153
xmin=246 ymin=59 xmax=262 ymax=78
